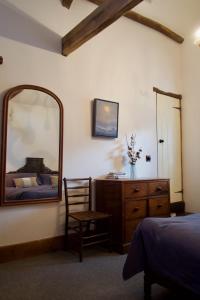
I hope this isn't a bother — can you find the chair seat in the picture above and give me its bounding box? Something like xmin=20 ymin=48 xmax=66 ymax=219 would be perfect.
xmin=69 ymin=211 xmax=111 ymax=222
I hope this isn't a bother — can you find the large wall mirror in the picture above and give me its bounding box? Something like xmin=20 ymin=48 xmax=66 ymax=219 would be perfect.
xmin=0 ymin=85 xmax=63 ymax=206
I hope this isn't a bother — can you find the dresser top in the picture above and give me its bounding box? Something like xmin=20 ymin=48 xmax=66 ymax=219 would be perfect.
xmin=95 ymin=177 xmax=169 ymax=182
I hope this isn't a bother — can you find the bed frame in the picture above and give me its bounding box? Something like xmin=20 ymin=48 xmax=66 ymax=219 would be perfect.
xmin=8 ymin=157 xmax=57 ymax=174
xmin=144 ymin=270 xmax=199 ymax=299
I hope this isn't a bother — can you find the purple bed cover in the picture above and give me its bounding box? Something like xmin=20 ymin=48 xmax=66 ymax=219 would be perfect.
xmin=123 ymin=214 xmax=200 ymax=295
xmin=6 ymin=185 xmax=58 ymax=200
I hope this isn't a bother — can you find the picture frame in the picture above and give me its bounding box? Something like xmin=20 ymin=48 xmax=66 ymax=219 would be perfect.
xmin=92 ymin=99 xmax=119 ymax=138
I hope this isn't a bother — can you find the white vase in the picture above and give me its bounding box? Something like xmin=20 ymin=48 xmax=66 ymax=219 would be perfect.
xmin=130 ymin=164 xmax=136 ymax=179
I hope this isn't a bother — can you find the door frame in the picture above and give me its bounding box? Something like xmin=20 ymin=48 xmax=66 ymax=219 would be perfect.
xmin=153 ymin=86 xmax=183 ymax=202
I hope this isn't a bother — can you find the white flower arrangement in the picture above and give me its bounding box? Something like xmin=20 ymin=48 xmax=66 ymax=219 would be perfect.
xmin=126 ymin=134 xmax=142 ymax=165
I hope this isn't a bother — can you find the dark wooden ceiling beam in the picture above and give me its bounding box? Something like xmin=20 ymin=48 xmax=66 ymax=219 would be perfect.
xmin=62 ymin=0 xmax=74 ymax=9
xmin=87 ymin=0 xmax=184 ymax=44
xmin=62 ymin=0 xmax=143 ymax=56
xmin=125 ymin=11 xmax=184 ymax=43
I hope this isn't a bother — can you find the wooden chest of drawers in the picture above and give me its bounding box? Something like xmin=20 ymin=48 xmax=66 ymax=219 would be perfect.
xmin=95 ymin=178 xmax=170 ymax=253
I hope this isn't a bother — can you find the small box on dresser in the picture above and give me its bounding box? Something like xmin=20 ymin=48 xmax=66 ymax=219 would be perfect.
xmin=95 ymin=178 xmax=170 ymax=254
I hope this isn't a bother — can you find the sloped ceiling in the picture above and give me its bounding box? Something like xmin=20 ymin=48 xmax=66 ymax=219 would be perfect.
xmin=4 ymin=0 xmax=200 ymax=42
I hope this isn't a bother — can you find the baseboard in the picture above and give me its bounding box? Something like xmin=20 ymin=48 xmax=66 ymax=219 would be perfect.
xmin=0 ymin=202 xmax=185 ymax=264
xmin=170 ymin=201 xmax=185 ymax=215
xmin=0 ymin=235 xmax=65 ymax=263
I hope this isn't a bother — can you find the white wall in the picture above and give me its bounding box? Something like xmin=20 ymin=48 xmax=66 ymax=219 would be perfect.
xmin=0 ymin=0 xmax=181 ymax=246
xmin=181 ymin=0 xmax=200 ymax=212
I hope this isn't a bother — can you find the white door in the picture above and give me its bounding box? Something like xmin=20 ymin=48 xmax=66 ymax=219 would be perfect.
xmin=157 ymin=94 xmax=182 ymax=203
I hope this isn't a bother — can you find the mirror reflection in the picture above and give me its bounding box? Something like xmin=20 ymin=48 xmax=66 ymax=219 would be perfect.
xmin=5 ymin=88 xmax=60 ymax=202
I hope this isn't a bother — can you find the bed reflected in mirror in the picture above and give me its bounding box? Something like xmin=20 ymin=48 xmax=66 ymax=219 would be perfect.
xmin=1 ymin=85 xmax=63 ymax=206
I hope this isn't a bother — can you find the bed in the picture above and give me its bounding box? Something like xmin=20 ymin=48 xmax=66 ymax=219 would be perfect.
xmin=123 ymin=214 xmax=200 ymax=299
xmin=5 ymin=157 xmax=58 ymax=201
xmin=5 ymin=172 xmax=58 ymax=200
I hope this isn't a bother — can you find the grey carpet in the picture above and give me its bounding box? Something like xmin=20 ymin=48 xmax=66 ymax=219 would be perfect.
xmin=0 ymin=248 xmax=179 ymax=300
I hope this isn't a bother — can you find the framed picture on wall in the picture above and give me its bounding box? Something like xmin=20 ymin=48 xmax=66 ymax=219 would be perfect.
xmin=92 ymin=99 xmax=119 ymax=138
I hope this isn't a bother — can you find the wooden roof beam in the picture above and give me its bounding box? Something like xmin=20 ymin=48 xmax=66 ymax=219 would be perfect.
xmin=87 ymin=0 xmax=184 ymax=44
xmin=62 ymin=0 xmax=143 ymax=56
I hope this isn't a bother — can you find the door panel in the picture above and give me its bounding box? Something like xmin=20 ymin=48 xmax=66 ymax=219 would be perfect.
xmin=157 ymin=94 xmax=182 ymax=203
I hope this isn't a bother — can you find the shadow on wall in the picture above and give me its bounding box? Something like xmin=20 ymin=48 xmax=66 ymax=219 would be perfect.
xmin=107 ymin=139 xmax=126 ymax=172
xmin=0 ymin=0 xmax=61 ymax=53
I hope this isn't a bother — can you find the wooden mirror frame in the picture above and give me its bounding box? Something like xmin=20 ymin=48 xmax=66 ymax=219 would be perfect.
xmin=0 ymin=85 xmax=64 ymax=206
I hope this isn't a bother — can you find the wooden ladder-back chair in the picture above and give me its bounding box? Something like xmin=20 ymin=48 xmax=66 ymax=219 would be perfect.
xmin=63 ymin=177 xmax=112 ymax=262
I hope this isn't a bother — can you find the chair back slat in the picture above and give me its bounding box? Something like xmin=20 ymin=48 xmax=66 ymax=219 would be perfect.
xmin=65 ymin=177 xmax=90 ymax=181
xmin=67 ymin=185 xmax=89 ymax=190
xmin=68 ymin=194 xmax=89 ymax=198
xmin=63 ymin=177 xmax=92 ymax=214
xmin=69 ymin=201 xmax=89 ymax=206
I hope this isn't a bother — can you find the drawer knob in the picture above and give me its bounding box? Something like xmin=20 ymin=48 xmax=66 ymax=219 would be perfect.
xmin=133 ymin=207 xmax=139 ymax=212
xmin=134 ymin=188 xmax=140 ymax=192
xmin=157 ymin=204 xmax=163 ymax=208
xmin=156 ymin=186 xmax=162 ymax=191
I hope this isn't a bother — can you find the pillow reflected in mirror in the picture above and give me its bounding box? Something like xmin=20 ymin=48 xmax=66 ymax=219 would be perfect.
xmin=50 ymin=175 xmax=58 ymax=188
xmin=13 ymin=177 xmax=38 ymax=188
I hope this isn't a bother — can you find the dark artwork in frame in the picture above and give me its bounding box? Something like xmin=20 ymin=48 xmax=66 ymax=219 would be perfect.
xmin=92 ymin=99 xmax=119 ymax=138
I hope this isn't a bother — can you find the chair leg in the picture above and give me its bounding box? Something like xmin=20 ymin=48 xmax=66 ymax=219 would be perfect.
xmin=144 ymin=274 xmax=152 ymax=300
xmin=109 ymin=217 xmax=112 ymax=252
xmin=64 ymin=221 xmax=69 ymax=251
xmin=79 ymin=221 xmax=83 ymax=262
xmin=86 ymin=220 xmax=91 ymax=235
xmin=64 ymin=234 xmax=68 ymax=251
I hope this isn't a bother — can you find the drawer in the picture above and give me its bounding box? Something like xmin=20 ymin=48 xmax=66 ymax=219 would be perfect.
xmin=148 ymin=181 xmax=169 ymax=196
xmin=124 ymin=182 xmax=148 ymax=199
xmin=148 ymin=197 xmax=169 ymax=217
xmin=125 ymin=219 xmax=142 ymax=242
xmin=125 ymin=200 xmax=146 ymax=220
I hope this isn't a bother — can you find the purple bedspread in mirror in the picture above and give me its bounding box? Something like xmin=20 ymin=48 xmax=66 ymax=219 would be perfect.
xmin=123 ymin=214 xmax=200 ymax=295
xmin=6 ymin=185 xmax=58 ymax=200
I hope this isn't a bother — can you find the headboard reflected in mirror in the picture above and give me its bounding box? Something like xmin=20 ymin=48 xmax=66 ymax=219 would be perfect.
xmin=0 ymin=85 xmax=63 ymax=206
